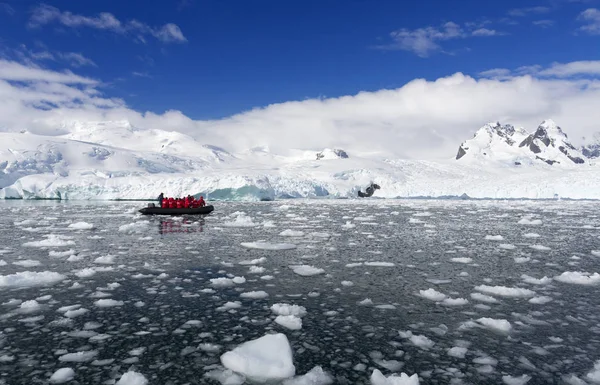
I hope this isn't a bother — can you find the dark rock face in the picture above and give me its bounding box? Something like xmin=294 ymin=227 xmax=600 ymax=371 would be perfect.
xmin=456 ymin=146 xmax=467 ymax=160
xmin=316 ymin=149 xmax=349 ymax=160
xmin=582 ymin=143 xmax=600 ymax=159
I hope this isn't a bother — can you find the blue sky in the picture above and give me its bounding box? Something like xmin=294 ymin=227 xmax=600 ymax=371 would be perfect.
xmin=1 ymin=0 xmax=599 ymax=120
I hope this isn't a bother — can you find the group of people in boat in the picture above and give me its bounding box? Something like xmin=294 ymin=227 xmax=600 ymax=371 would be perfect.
xmin=158 ymin=193 xmax=206 ymax=209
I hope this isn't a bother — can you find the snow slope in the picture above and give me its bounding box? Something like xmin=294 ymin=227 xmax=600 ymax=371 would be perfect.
xmin=0 ymin=119 xmax=599 ymax=200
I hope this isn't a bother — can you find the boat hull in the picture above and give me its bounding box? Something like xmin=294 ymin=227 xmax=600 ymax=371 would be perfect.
xmin=138 ymin=205 xmax=214 ymax=216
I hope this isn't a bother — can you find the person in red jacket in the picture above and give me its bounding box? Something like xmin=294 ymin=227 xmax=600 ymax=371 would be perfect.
xmin=168 ymin=197 xmax=175 ymax=208
xmin=198 ymin=196 xmax=205 ymax=207
xmin=184 ymin=196 xmax=190 ymax=208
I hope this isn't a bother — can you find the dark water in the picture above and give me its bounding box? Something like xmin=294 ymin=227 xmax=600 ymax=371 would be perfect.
xmin=0 ymin=199 xmax=599 ymax=384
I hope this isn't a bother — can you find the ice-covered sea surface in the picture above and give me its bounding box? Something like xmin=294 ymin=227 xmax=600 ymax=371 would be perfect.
xmin=1 ymin=199 xmax=599 ymax=385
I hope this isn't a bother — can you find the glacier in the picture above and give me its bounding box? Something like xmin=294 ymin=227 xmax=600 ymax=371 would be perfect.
xmin=0 ymin=119 xmax=599 ymax=201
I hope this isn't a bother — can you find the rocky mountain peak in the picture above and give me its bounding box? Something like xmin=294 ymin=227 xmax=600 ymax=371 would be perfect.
xmin=518 ymin=120 xmax=584 ymax=164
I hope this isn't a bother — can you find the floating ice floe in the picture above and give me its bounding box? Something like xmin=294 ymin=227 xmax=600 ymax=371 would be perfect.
xmin=116 ymin=371 xmax=148 ymax=385
xmin=241 ymin=242 xmax=297 ymax=250
xmin=222 ymin=212 xmax=257 ymax=227
xmin=49 ymin=368 xmax=75 ymax=384
xmin=521 ymin=274 xmax=552 ymax=285
xmin=0 ymin=271 xmax=66 ymax=288
xmin=485 ymin=235 xmax=504 ymax=241
xmin=418 ymin=288 xmax=446 ymax=302
xmin=68 ymin=222 xmax=95 ymax=230
xmin=502 ymin=374 xmax=532 ymax=385
xmin=240 ymin=291 xmax=269 ymax=299
xmin=271 ymin=303 xmax=307 ymax=317
xmin=554 ymin=271 xmax=600 ymax=285
xmin=23 ymin=234 xmax=75 ymax=247
xmin=370 ymin=369 xmax=420 ymax=385
xmin=451 ymin=257 xmax=473 ymax=264
xmin=474 ymin=285 xmax=536 ymax=298
xmin=275 ymin=315 xmax=302 ymax=330
xmin=58 ymin=350 xmax=98 ymax=362
xmin=94 ymin=299 xmax=124 ymax=307
xmin=239 ymin=257 xmax=266 ymax=265
xmin=220 ymin=333 xmax=295 ymax=383
xmin=282 ymin=366 xmax=333 ymax=385
xmin=518 ymin=218 xmax=542 ymax=225
xmin=477 ymin=317 xmax=512 ymax=334
xmin=289 ymin=265 xmax=325 ymax=276
xmin=279 ymin=229 xmax=305 ymax=237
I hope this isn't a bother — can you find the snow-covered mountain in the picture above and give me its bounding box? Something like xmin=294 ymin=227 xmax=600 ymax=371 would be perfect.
xmin=456 ymin=119 xmax=588 ymax=166
xmin=1 ymin=119 xmax=599 ymax=200
xmin=582 ymin=133 xmax=600 ymax=159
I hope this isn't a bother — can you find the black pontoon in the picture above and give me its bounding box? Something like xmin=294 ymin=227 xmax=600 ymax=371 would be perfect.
xmin=139 ymin=204 xmax=214 ymax=216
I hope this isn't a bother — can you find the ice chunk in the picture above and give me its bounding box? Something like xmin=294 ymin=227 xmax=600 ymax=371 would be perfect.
xmin=518 ymin=218 xmax=542 ymax=225
xmin=554 ymin=271 xmax=600 ymax=285
xmin=418 ymin=288 xmax=446 ymax=302
xmin=441 ymin=297 xmax=469 ymax=306
xmin=220 ymin=333 xmax=295 ymax=382
xmin=474 ymin=285 xmax=535 ymax=298
xmin=241 ymin=242 xmax=296 ymax=250
xmin=68 ymin=222 xmax=95 ymax=230
xmin=470 ymin=292 xmax=498 ymax=303
xmin=116 ymin=371 xmax=148 ymax=385
xmin=58 ymin=350 xmax=98 ymax=362
xmin=290 ymin=265 xmax=325 ymax=276
xmin=370 ymin=369 xmax=420 ymax=385
xmin=204 ymin=368 xmax=245 ymax=385
xmin=271 ymin=303 xmax=307 ymax=317
xmin=485 ymin=235 xmax=504 ymax=241
xmin=283 ymin=366 xmax=333 ymax=385
xmin=239 ymin=257 xmax=267 ymax=265
xmin=279 ymin=230 xmax=305 ymax=237
xmin=49 ymin=368 xmax=75 ymax=383
xmin=477 ymin=318 xmax=512 ymax=334
xmin=451 ymin=257 xmax=472 ymax=263
xmin=23 ymin=234 xmax=75 ymax=247
xmin=364 ymin=262 xmax=395 ymax=267
xmin=275 ymin=315 xmax=302 ymax=330
xmin=447 ymin=347 xmax=467 ymax=359
xmin=521 ymin=275 xmax=552 ymax=285
xmin=0 ymin=271 xmax=66 ymax=288
xmin=240 ymin=291 xmax=269 ymax=299
xmin=502 ymin=374 xmax=531 ymax=385
xmin=94 ymin=299 xmax=124 ymax=307
xmin=529 ymin=296 xmax=552 ymax=304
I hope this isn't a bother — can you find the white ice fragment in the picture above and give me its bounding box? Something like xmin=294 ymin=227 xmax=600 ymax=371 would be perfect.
xmin=49 ymin=368 xmax=75 ymax=383
xmin=240 ymin=291 xmax=269 ymax=299
xmin=289 ymin=265 xmax=325 ymax=276
xmin=554 ymin=271 xmax=600 ymax=285
xmin=116 ymin=371 xmax=148 ymax=385
xmin=502 ymin=374 xmax=532 ymax=385
xmin=477 ymin=318 xmax=512 ymax=334
xmin=441 ymin=297 xmax=469 ymax=306
xmin=279 ymin=230 xmax=305 ymax=237
xmin=275 ymin=315 xmax=302 ymax=330
xmin=283 ymin=366 xmax=333 ymax=385
xmin=370 ymin=369 xmax=420 ymax=385
xmin=447 ymin=347 xmax=467 ymax=359
xmin=518 ymin=218 xmax=542 ymax=225
xmin=0 ymin=271 xmax=66 ymax=288
xmin=485 ymin=235 xmax=504 ymax=241
xmin=271 ymin=303 xmax=307 ymax=317
xmin=68 ymin=222 xmax=95 ymax=230
xmin=241 ymin=242 xmax=296 ymax=250
xmin=451 ymin=257 xmax=472 ymax=264
xmin=418 ymin=288 xmax=446 ymax=302
xmin=59 ymin=350 xmax=98 ymax=362
xmin=94 ymin=299 xmax=124 ymax=307
xmin=474 ymin=285 xmax=535 ymax=298
xmin=220 ymin=333 xmax=295 ymax=382
xmin=529 ymin=296 xmax=553 ymax=304
xmin=470 ymin=292 xmax=498 ymax=303
xmin=521 ymin=275 xmax=552 ymax=285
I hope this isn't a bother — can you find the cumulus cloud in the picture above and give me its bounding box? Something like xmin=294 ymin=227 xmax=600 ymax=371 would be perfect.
xmin=578 ymin=8 xmax=600 ymax=34
xmin=28 ymin=4 xmax=186 ymax=43
xmin=1 ymin=60 xmax=600 ymax=159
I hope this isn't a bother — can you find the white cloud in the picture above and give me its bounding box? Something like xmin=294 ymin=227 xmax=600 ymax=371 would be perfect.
xmin=1 ymin=60 xmax=600 ymax=159
xmin=508 ymin=7 xmax=551 ymax=17
xmin=532 ymin=19 xmax=555 ymax=28
xmin=28 ymin=4 xmax=186 ymax=43
xmin=578 ymin=8 xmax=600 ymax=34
xmin=538 ymin=61 xmax=600 ymax=76
xmin=378 ymin=21 xmax=503 ymax=57
xmin=472 ymin=28 xmax=503 ymax=36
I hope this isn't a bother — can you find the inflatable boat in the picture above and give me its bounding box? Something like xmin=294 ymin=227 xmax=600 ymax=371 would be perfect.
xmin=139 ymin=204 xmax=214 ymax=216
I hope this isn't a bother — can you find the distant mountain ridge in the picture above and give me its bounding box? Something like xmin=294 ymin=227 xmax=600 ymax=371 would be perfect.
xmin=456 ymin=119 xmax=595 ymax=165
